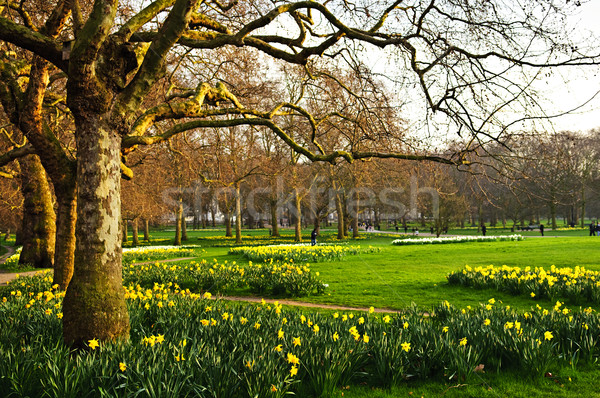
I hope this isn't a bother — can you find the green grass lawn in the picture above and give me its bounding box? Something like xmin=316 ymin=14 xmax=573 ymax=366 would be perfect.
xmin=124 ymin=227 xmax=600 ymax=313
xmin=343 ymin=366 xmax=600 ymax=398
xmin=0 ymin=245 xmax=6 ymax=256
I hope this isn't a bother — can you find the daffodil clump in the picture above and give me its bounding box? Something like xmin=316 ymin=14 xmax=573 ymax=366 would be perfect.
xmin=448 ymin=264 xmax=600 ymax=305
xmin=392 ymin=235 xmax=524 ymax=245
xmin=1 ymin=247 xmax=22 ymax=269
xmin=229 ymin=244 xmax=378 ymax=263
xmin=199 ymin=232 xmax=367 ymax=247
xmin=2 ymin=273 xmax=600 ymax=397
xmin=122 ymin=245 xmax=203 ymax=265
xmin=123 ymin=258 xmax=326 ymax=297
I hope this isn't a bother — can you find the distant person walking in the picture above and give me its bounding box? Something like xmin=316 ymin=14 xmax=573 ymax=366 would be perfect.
xmin=481 ymin=225 xmax=487 ymax=236
xmin=311 ymin=228 xmax=317 ymax=246
xmin=540 ymin=224 xmax=544 ymax=236
xmin=590 ymin=222 xmax=596 ymax=236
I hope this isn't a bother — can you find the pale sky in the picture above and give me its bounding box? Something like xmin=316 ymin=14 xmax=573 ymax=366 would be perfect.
xmin=544 ymin=0 xmax=600 ymax=132
xmin=361 ymin=1 xmax=600 ymax=137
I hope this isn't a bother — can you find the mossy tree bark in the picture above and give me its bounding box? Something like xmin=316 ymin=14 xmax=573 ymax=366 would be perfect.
xmin=62 ymin=120 xmax=129 ymax=348
xmin=53 ymin=186 xmax=77 ymax=289
xmin=18 ymin=154 xmax=56 ymax=268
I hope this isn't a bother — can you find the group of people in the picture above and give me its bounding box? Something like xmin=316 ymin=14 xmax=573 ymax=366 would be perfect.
xmin=590 ymin=222 xmax=600 ymax=236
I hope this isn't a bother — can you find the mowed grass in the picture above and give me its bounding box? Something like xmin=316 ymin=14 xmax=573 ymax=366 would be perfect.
xmin=140 ymin=228 xmax=600 ymax=313
xmin=305 ymin=236 xmax=600 ymax=312
xmin=343 ymin=367 xmax=600 ymax=398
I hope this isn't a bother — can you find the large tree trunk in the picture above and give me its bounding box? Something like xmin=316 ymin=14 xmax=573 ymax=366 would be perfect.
xmin=53 ymin=186 xmax=77 ymax=289
xmin=235 ymin=185 xmax=242 ymax=244
xmin=18 ymin=155 xmax=56 ymax=268
xmin=62 ymin=122 xmax=129 ymax=348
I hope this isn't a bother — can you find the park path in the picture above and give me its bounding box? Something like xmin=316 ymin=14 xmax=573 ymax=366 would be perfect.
xmin=0 ymin=253 xmax=400 ymax=313
xmin=0 ymin=244 xmax=47 ymax=285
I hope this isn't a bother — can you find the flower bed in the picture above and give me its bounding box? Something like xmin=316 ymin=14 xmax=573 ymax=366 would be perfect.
xmin=122 ymin=245 xmax=203 ymax=265
xmin=200 ymin=232 xmax=367 ymax=247
xmin=392 ymin=235 xmax=523 ymax=245
xmin=448 ymin=264 xmax=600 ymax=304
xmin=1 ymin=274 xmax=599 ymax=396
xmin=229 ymin=244 xmax=378 ymax=263
xmin=123 ymin=258 xmax=326 ymax=297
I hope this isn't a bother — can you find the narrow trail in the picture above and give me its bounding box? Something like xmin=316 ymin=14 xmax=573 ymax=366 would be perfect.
xmin=0 ymin=253 xmax=400 ymax=313
xmin=0 ymin=244 xmax=15 ymax=264
xmin=218 ymin=295 xmax=401 ymax=313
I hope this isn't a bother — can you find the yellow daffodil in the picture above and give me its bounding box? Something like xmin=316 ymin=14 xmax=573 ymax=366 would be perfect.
xmin=88 ymin=338 xmax=99 ymax=350
xmin=286 ymin=353 xmax=300 ymax=365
